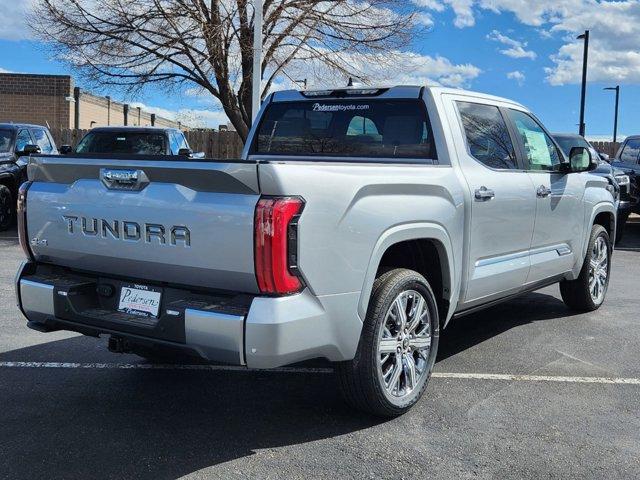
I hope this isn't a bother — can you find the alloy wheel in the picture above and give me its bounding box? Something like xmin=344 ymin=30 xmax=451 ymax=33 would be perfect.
xmin=588 ymin=235 xmax=609 ymax=305
xmin=377 ymin=290 xmax=432 ymax=399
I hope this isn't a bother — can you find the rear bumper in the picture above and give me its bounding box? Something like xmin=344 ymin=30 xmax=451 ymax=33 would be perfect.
xmin=15 ymin=261 xmax=362 ymax=368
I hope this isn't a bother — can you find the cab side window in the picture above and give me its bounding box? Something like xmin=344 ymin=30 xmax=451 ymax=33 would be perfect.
xmin=15 ymin=129 xmax=33 ymax=152
xmin=169 ymin=131 xmax=189 ymax=154
xmin=30 ymin=128 xmax=54 ymax=154
xmin=620 ymin=139 xmax=640 ymax=164
xmin=507 ymin=110 xmax=561 ymax=171
xmin=457 ymin=102 xmax=518 ymax=170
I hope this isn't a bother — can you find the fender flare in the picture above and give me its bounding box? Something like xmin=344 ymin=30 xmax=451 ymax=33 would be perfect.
xmin=582 ymin=202 xmax=617 ymax=258
xmin=357 ymin=222 xmax=458 ymax=323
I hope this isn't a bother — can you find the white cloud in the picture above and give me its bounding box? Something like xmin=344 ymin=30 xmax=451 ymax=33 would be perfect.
xmin=418 ymin=0 xmax=640 ymax=86
xmin=0 ymin=0 xmax=34 ymax=40
xmin=283 ymin=50 xmax=481 ymax=89
xmin=129 ymin=102 xmax=230 ymax=129
xmin=507 ymin=70 xmax=525 ymax=85
xmin=487 ymin=30 xmax=537 ymax=59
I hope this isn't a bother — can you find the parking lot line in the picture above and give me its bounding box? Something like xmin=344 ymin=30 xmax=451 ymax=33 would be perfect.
xmin=1 ymin=361 xmax=639 ymax=385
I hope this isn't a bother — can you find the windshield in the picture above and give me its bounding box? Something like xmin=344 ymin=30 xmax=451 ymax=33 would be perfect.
xmin=0 ymin=129 xmax=13 ymax=153
xmin=253 ymin=99 xmax=437 ymax=160
xmin=553 ymin=135 xmax=589 ymax=157
xmin=75 ymin=131 xmax=166 ymax=155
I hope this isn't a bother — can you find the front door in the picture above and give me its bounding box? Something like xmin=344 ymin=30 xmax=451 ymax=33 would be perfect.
xmin=452 ymin=100 xmax=537 ymax=306
xmin=506 ymin=109 xmax=585 ymax=284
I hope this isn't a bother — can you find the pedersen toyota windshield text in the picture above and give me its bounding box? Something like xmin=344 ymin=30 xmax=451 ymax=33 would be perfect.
xmin=16 ymin=85 xmax=615 ymax=416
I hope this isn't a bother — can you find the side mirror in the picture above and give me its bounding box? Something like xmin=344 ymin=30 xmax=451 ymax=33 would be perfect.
xmin=598 ymin=152 xmax=610 ymax=162
xmin=190 ymin=151 xmax=206 ymax=159
xmin=59 ymin=145 xmax=73 ymax=155
xmin=16 ymin=144 xmax=41 ymax=157
xmin=568 ymin=146 xmax=597 ymax=173
xmin=178 ymin=148 xmax=193 ymax=157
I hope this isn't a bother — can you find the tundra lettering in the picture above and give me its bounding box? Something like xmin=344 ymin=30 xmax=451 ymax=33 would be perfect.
xmin=62 ymin=215 xmax=191 ymax=246
xmin=17 ymin=85 xmax=616 ymax=417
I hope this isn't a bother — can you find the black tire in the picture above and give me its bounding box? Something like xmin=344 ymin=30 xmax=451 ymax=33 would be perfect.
xmin=336 ymin=268 xmax=440 ymax=417
xmin=560 ymin=224 xmax=611 ymax=312
xmin=0 ymin=185 xmax=14 ymax=232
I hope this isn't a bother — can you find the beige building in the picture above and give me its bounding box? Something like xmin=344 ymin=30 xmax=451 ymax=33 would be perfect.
xmin=0 ymin=73 xmax=181 ymax=130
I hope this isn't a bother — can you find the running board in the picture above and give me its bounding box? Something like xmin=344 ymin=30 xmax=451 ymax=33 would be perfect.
xmin=452 ymin=274 xmax=567 ymax=320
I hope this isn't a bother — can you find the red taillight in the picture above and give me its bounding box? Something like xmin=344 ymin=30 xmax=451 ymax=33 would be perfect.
xmin=255 ymin=196 xmax=305 ymax=294
xmin=17 ymin=181 xmax=34 ymax=260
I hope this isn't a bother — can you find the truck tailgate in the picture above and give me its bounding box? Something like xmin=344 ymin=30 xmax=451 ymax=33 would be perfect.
xmin=26 ymin=156 xmax=260 ymax=293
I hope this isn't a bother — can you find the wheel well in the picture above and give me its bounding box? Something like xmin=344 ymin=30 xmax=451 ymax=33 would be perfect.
xmin=0 ymin=176 xmax=17 ymax=196
xmin=376 ymin=239 xmax=450 ymax=325
xmin=594 ymin=211 xmax=614 ymax=237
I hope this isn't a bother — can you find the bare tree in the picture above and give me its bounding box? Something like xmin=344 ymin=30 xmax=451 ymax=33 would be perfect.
xmin=32 ymin=0 xmax=422 ymax=140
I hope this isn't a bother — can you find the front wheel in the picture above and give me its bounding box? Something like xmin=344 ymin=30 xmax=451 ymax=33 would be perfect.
xmin=336 ymin=269 xmax=439 ymax=417
xmin=560 ymin=224 xmax=611 ymax=312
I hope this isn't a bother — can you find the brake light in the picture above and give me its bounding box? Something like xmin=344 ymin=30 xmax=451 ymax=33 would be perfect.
xmin=17 ymin=181 xmax=34 ymax=260
xmin=254 ymin=196 xmax=305 ymax=294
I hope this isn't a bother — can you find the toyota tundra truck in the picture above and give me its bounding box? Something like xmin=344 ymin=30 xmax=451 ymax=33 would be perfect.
xmin=15 ymin=86 xmax=616 ymax=417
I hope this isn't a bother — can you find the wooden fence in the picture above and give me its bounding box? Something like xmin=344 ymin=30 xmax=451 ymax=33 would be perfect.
xmin=590 ymin=141 xmax=621 ymax=158
xmin=49 ymin=128 xmax=244 ymax=159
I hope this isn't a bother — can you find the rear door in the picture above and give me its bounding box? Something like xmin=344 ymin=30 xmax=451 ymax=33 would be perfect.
xmin=505 ymin=109 xmax=585 ymax=284
xmin=449 ymin=98 xmax=537 ymax=306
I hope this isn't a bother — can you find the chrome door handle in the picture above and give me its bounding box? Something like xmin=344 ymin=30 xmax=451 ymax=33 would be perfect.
xmin=475 ymin=186 xmax=495 ymax=201
xmin=536 ymin=185 xmax=552 ymax=198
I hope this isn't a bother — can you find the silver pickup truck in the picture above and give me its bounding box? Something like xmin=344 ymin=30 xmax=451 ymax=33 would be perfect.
xmin=15 ymin=86 xmax=615 ymax=416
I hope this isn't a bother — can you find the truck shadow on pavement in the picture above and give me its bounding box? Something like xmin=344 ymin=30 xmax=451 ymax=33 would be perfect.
xmin=0 ymin=336 xmax=383 ymax=480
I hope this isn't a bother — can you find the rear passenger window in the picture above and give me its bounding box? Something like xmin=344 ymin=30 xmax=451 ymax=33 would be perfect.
xmin=457 ymin=102 xmax=518 ymax=169
xmin=620 ymin=139 xmax=640 ymax=164
xmin=31 ymin=129 xmax=53 ymax=153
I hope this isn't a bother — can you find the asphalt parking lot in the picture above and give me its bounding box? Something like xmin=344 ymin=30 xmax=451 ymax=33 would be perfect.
xmin=1 ymin=225 xmax=640 ymax=480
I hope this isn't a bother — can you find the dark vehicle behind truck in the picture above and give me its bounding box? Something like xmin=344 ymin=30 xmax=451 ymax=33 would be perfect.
xmin=61 ymin=127 xmax=203 ymax=158
xmin=0 ymin=123 xmax=57 ymax=230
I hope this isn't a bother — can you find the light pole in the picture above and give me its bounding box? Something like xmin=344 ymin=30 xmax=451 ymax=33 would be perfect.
xmin=577 ymin=30 xmax=589 ymax=136
xmin=604 ymin=86 xmax=620 ymax=144
xmin=251 ymin=0 xmax=263 ymax=124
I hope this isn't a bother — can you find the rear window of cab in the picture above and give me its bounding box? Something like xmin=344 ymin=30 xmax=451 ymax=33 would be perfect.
xmin=253 ymin=100 xmax=437 ymax=160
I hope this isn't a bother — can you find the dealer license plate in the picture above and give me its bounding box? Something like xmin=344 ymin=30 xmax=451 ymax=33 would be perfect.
xmin=118 ymin=284 xmax=162 ymax=318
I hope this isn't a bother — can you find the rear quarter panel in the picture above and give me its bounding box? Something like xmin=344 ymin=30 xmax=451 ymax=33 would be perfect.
xmin=257 ymin=161 xmax=465 ymax=320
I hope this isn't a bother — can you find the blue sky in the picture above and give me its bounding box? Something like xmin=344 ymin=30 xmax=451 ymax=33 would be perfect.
xmin=1 ymin=0 xmax=638 ymax=138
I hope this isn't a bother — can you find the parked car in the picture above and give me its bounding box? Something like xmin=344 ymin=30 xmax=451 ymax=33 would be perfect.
xmin=553 ymin=133 xmax=633 ymax=243
xmin=60 ymin=126 xmax=204 ymax=158
xmin=16 ymin=86 xmax=615 ymax=417
xmin=610 ymin=135 xmax=640 ymax=213
xmin=0 ymin=123 xmax=58 ymax=230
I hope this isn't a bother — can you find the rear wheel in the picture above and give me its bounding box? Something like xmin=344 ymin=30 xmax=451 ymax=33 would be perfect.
xmin=337 ymin=269 xmax=439 ymax=417
xmin=0 ymin=185 xmax=14 ymax=232
xmin=560 ymin=224 xmax=611 ymax=312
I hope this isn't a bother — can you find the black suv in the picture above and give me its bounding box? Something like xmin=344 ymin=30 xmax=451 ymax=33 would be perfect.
xmin=611 ymin=135 xmax=640 ymax=212
xmin=0 ymin=123 xmax=58 ymax=230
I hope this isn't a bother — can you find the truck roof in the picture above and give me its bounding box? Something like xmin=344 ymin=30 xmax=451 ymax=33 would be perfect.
xmin=87 ymin=126 xmax=179 ymax=133
xmin=0 ymin=123 xmax=49 ymax=130
xmin=271 ymin=85 xmax=526 ymax=109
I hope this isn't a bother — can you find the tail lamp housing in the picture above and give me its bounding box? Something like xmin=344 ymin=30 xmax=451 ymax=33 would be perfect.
xmin=17 ymin=181 xmax=34 ymax=260
xmin=254 ymin=196 xmax=305 ymax=295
